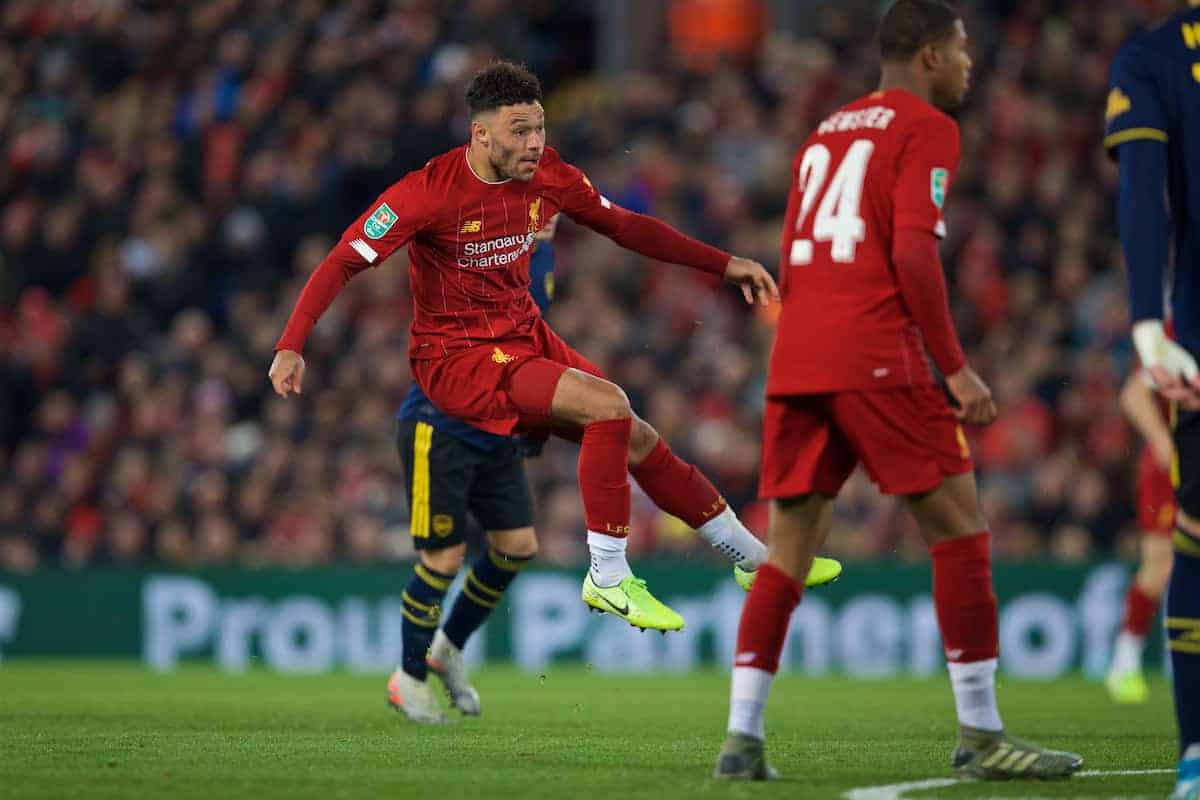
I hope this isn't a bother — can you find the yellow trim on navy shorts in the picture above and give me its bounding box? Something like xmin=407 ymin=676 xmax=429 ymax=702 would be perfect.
xmin=410 ymin=422 xmax=433 ymax=538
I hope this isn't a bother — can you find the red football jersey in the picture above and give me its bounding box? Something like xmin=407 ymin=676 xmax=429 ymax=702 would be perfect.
xmin=275 ymin=145 xmax=728 ymax=359
xmin=768 ymin=89 xmax=961 ymax=395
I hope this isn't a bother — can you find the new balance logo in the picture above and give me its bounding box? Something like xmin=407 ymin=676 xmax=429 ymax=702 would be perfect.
xmin=460 ymin=219 xmax=482 ymax=233
xmin=735 ymin=652 xmax=758 ymax=665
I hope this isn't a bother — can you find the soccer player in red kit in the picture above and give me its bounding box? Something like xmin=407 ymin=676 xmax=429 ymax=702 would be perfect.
xmin=268 ymin=61 xmax=840 ymax=639
xmin=1106 ymin=366 xmax=1177 ymax=703
xmin=713 ymin=0 xmax=1082 ymax=780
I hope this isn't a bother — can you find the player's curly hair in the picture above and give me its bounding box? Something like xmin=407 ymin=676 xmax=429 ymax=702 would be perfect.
xmin=465 ymin=61 xmax=543 ymax=116
xmin=879 ymin=0 xmax=959 ymax=61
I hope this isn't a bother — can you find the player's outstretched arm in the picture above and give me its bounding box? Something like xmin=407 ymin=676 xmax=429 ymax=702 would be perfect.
xmin=557 ymin=161 xmax=777 ymax=305
xmin=268 ymin=172 xmax=429 ymax=396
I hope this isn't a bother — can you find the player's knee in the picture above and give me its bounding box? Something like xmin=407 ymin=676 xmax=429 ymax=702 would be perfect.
xmin=500 ymin=533 xmax=539 ymax=560
xmin=583 ymin=382 xmax=632 ymax=424
xmin=628 ymin=416 xmax=660 ymax=464
xmin=421 ymin=544 xmax=467 ymax=575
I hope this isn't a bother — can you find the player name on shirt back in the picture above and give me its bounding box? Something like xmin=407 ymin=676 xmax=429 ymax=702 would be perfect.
xmin=817 ymin=106 xmax=898 ymax=136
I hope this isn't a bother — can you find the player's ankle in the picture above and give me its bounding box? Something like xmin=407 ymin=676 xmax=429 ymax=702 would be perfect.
xmin=587 ymin=530 xmax=632 ymax=586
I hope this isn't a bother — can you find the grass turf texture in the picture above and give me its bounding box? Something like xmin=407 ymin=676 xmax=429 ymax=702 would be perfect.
xmin=0 ymin=662 xmax=1177 ymax=799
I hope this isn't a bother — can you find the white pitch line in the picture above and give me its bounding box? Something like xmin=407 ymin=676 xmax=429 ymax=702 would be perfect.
xmin=843 ymin=768 xmax=1174 ymax=800
xmin=844 ymin=778 xmax=960 ymax=799
xmin=1077 ymin=769 xmax=1174 ymax=777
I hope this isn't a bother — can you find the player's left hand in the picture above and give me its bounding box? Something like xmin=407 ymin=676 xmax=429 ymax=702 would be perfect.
xmin=946 ymin=365 xmax=997 ymax=426
xmin=724 ymin=257 xmax=780 ymax=306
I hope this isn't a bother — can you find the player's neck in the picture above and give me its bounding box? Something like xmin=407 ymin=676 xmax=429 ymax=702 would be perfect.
xmin=878 ymin=64 xmax=933 ymax=106
xmin=466 ymin=143 xmax=506 ymax=184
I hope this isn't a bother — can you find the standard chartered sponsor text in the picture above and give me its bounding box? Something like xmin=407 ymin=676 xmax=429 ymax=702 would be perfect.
xmin=457 ymin=233 xmax=535 ymax=269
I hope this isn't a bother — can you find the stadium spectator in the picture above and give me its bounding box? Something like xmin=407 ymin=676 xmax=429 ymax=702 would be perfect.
xmin=0 ymin=0 xmax=1159 ymax=571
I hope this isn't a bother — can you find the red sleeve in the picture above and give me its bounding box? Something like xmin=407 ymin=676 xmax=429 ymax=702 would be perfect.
xmin=892 ymin=227 xmax=965 ymax=376
xmin=891 ymin=115 xmax=964 ymax=376
xmin=275 ymin=171 xmax=430 ymax=353
xmin=893 ymin=114 xmax=958 ymax=240
xmin=555 ymin=161 xmax=730 ymax=276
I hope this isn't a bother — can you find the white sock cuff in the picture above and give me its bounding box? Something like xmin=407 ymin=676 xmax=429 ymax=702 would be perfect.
xmin=698 ymin=505 xmax=736 ymax=534
xmin=947 ymin=657 xmax=998 ymax=682
xmin=587 ymin=530 xmax=628 ymax=552
xmin=731 ymin=666 xmax=775 ymax=700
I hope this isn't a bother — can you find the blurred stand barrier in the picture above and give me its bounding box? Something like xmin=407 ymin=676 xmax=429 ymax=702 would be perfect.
xmin=0 ymin=563 xmax=1148 ymax=678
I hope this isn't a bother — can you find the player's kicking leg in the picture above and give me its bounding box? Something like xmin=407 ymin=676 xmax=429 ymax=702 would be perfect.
xmin=905 ymin=472 xmax=1082 ymax=779
xmin=714 ymin=493 xmax=834 ymax=779
xmin=1107 ymin=533 xmax=1172 ymax=703
xmin=625 ymin=415 xmax=842 ymax=591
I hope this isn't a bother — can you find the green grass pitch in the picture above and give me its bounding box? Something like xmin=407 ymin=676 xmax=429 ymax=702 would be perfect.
xmin=0 ymin=661 xmax=1178 ymax=799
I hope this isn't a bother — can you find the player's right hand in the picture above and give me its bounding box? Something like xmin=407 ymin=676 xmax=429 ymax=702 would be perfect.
xmin=724 ymin=257 xmax=780 ymax=306
xmin=269 ymin=349 xmax=305 ymax=397
xmin=1133 ymin=320 xmax=1200 ymax=411
xmin=946 ymin=365 xmax=997 ymax=426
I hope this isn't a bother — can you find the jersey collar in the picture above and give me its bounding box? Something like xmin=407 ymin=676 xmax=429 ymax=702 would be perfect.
xmin=464 ymin=145 xmax=511 ymax=185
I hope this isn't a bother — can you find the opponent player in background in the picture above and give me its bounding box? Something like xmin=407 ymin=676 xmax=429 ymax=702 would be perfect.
xmin=1105 ymin=3 xmax=1200 ymax=795
xmin=712 ymin=0 xmax=1082 ymax=780
xmin=269 ymin=62 xmax=840 ymax=640
xmin=1106 ymin=367 xmax=1175 ymax=704
xmin=385 ymin=219 xmax=558 ymax=724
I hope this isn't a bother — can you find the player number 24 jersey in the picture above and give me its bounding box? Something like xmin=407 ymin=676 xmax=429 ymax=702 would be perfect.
xmin=769 ymin=89 xmax=960 ymax=395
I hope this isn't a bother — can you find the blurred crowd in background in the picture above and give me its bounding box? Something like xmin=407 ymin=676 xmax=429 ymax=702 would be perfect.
xmin=0 ymin=0 xmax=1174 ymax=572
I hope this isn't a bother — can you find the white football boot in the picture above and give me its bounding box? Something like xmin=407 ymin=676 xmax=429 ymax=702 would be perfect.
xmin=386 ymin=668 xmax=451 ymax=724
xmin=426 ymin=630 xmax=482 ymax=715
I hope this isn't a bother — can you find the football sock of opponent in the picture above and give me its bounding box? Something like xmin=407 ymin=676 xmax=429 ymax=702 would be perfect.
xmin=630 ymin=437 xmax=767 ymax=568
xmin=580 ymin=417 xmax=633 ymax=585
xmin=400 ymin=562 xmax=454 ymax=680
xmin=1168 ymin=528 xmax=1200 ymax=769
xmin=930 ymin=531 xmax=1003 ymax=732
xmin=441 ymin=548 xmax=533 ymax=650
xmin=1112 ymin=582 xmax=1159 ymax=675
xmin=726 ymin=563 xmax=803 ymax=739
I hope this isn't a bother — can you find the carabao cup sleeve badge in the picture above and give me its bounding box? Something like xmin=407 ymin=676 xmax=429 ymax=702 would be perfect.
xmin=364 ymin=203 xmax=399 ymax=239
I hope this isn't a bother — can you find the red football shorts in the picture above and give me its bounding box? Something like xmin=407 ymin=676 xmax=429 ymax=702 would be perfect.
xmin=760 ymin=384 xmax=974 ymax=499
xmin=1136 ymin=446 xmax=1177 ymax=536
xmin=411 ymin=317 xmax=605 ymax=437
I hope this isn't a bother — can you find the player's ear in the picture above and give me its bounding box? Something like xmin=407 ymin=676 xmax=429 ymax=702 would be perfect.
xmin=471 ymin=117 xmax=490 ymax=150
xmin=919 ymin=40 xmax=942 ymax=73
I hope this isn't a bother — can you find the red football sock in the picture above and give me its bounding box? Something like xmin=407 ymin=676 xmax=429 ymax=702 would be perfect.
xmin=734 ymin=563 xmax=803 ymax=674
xmin=579 ymin=418 xmax=632 ymax=535
xmin=1121 ymin=583 xmax=1159 ymax=637
xmin=630 ymin=437 xmax=727 ymax=529
xmin=929 ymin=531 xmax=999 ymax=663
